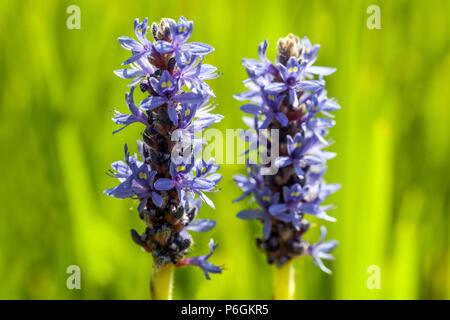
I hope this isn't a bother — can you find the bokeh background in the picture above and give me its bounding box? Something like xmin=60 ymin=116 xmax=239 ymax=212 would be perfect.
xmin=0 ymin=0 xmax=448 ymax=299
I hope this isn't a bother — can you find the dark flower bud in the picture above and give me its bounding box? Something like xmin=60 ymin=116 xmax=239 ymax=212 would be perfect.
xmin=168 ymin=58 xmax=177 ymax=73
xmin=162 ymin=23 xmax=171 ymax=40
xmin=155 ymin=18 xmax=171 ymax=41
xmin=151 ymin=69 xmax=161 ymax=77
xmin=278 ymin=256 xmax=289 ymax=267
xmin=292 ymin=240 xmax=306 ymax=254
xmin=179 ymin=238 xmax=191 ymax=250
xmin=156 ymin=225 xmax=172 ymax=245
xmin=151 ymin=22 xmax=158 ymax=41
xmin=140 ymin=80 xmax=150 ymax=93
xmin=268 ymin=237 xmax=279 ymax=251
xmin=256 ymin=238 xmax=266 ymax=251
xmin=299 ymin=220 xmax=311 ymax=234
xmin=173 ymin=206 xmax=185 ymax=220
xmin=155 ymin=255 xmax=169 ymax=268
xmin=149 ymin=148 xmax=161 ymax=164
xmin=131 ymin=229 xmax=144 ymax=246
xmin=279 ymin=225 xmax=294 ymax=241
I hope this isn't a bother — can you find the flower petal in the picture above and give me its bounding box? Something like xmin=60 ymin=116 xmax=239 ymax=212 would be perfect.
xmin=186 ymin=219 xmax=217 ymax=232
xmin=154 ymin=178 xmax=175 ymax=191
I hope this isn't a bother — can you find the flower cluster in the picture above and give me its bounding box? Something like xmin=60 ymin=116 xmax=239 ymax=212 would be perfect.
xmin=105 ymin=17 xmax=223 ymax=279
xmin=234 ymin=34 xmax=340 ymax=273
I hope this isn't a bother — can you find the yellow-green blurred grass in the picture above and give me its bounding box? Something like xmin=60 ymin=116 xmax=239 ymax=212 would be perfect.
xmin=0 ymin=0 xmax=448 ymax=299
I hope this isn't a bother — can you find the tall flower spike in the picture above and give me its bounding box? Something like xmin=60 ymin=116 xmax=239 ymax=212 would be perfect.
xmin=105 ymin=17 xmax=223 ymax=299
xmin=234 ymin=34 xmax=340 ymax=298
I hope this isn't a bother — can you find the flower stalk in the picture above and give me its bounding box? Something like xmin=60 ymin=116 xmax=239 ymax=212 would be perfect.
xmin=104 ymin=16 xmax=223 ymax=299
xmin=151 ymin=263 xmax=174 ymax=300
xmin=273 ymin=261 xmax=295 ymax=300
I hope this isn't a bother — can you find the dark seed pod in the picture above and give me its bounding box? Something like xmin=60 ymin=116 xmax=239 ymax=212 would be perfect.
xmin=106 ymin=16 xmax=222 ymax=275
xmin=173 ymin=206 xmax=184 ymax=220
xmin=156 ymin=225 xmax=172 ymax=245
xmin=168 ymin=57 xmax=177 ymax=73
xmin=155 ymin=255 xmax=169 ymax=268
xmin=140 ymin=80 xmax=150 ymax=93
xmin=151 ymin=22 xmax=158 ymax=41
xmin=179 ymin=238 xmax=191 ymax=250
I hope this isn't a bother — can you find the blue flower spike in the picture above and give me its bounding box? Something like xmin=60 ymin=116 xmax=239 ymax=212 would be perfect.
xmin=234 ymin=34 xmax=340 ymax=274
xmin=105 ymin=17 xmax=223 ymax=289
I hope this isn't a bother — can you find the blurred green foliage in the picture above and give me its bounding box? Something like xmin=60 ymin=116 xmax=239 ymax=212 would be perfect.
xmin=0 ymin=0 xmax=448 ymax=299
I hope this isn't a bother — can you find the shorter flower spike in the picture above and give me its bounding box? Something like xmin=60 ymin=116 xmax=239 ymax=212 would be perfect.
xmin=234 ymin=34 xmax=339 ymax=273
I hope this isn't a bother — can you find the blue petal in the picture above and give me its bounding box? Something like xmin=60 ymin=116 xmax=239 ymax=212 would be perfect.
xmin=234 ymin=90 xmax=260 ymax=101
xmin=320 ymin=240 xmax=339 ymax=252
xmin=137 ymin=197 xmax=148 ymax=212
xmin=122 ymin=51 xmax=147 ymax=66
xmin=151 ymin=191 xmax=163 ymax=207
xmin=298 ymin=80 xmax=324 ymax=91
xmin=263 ymin=218 xmax=272 ymax=239
xmin=307 ymin=66 xmax=336 ymax=76
xmin=173 ymin=92 xmax=203 ymax=104
xmin=139 ymin=96 xmax=166 ymax=111
xmin=118 ymin=37 xmax=141 ymax=51
xmin=192 ymin=178 xmax=215 ymax=189
xmin=275 ymin=112 xmax=288 ymax=126
xmin=269 ymin=204 xmax=287 ymax=215
xmin=236 ymin=209 xmax=263 ymax=220
xmin=259 ymin=115 xmax=273 ymax=129
xmin=240 ymin=104 xmax=262 ymax=115
xmin=289 ymin=89 xmax=299 ymax=108
xmin=154 ymin=40 xmax=174 ymax=53
xmin=114 ymin=68 xmax=146 ymax=79
xmin=294 ymin=163 xmax=305 ymax=178
xmin=207 ymin=173 xmax=222 ymax=184
xmin=186 ymin=219 xmax=217 ymax=232
xmin=265 ymin=82 xmax=287 ymax=93
xmin=154 ymin=178 xmax=175 ymax=191
xmin=167 ymin=103 xmax=178 ymax=125
xmin=275 ymin=156 xmax=292 ymax=168
xmin=187 ymin=42 xmax=214 ymax=55
xmin=309 ymin=117 xmax=336 ymax=129
xmin=198 ymin=191 xmax=215 ymax=208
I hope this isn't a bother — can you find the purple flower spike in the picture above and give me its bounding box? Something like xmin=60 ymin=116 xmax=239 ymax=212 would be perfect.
xmin=234 ymin=34 xmax=340 ymax=273
xmin=177 ymin=239 xmax=223 ymax=280
xmin=105 ymin=17 xmax=223 ymax=279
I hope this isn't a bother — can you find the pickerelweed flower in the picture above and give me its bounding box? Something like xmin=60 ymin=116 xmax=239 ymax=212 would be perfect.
xmin=234 ymin=34 xmax=340 ymax=273
xmin=105 ymin=17 xmax=223 ymax=285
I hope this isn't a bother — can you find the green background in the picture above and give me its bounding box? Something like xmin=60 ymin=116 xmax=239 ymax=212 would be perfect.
xmin=0 ymin=0 xmax=448 ymax=299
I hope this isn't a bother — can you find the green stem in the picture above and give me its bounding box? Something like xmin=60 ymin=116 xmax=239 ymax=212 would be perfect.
xmin=150 ymin=263 xmax=174 ymax=300
xmin=273 ymin=261 xmax=295 ymax=300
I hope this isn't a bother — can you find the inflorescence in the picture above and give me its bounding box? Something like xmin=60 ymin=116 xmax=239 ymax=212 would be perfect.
xmin=234 ymin=34 xmax=340 ymax=273
xmin=104 ymin=16 xmax=223 ymax=279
